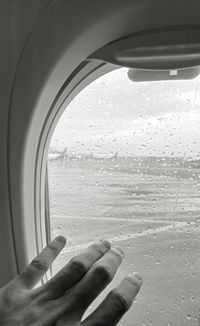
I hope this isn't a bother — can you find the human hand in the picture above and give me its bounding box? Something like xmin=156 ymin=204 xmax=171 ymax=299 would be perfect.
xmin=0 ymin=236 xmax=142 ymax=326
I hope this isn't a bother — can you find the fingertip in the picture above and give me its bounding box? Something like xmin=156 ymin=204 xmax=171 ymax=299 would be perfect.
xmin=55 ymin=235 xmax=67 ymax=246
xmin=100 ymin=240 xmax=111 ymax=250
xmin=115 ymin=246 xmax=124 ymax=257
xmin=133 ymin=272 xmax=143 ymax=282
xmin=126 ymin=273 xmax=143 ymax=287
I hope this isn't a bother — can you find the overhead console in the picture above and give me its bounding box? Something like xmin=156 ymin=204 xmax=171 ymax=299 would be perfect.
xmin=89 ymin=27 xmax=200 ymax=81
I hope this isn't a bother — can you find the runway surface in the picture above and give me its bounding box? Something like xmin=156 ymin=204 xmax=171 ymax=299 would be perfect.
xmin=48 ymin=159 xmax=200 ymax=326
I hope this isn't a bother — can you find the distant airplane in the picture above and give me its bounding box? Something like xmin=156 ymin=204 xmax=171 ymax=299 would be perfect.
xmin=186 ymin=159 xmax=200 ymax=168
xmin=109 ymin=151 xmax=119 ymax=160
xmin=48 ymin=147 xmax=67 ymax=161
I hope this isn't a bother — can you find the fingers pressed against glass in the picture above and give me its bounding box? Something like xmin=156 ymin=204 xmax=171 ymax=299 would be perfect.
xmin=15 ymin=236 xmax=66 ymax=289
xmin=58 ymin=247 xmax=124 ymax=319
xmin=41 ymin=240 xmax=111 ymax=299
xmin=82 ymin=273 xmax=143 ymax=326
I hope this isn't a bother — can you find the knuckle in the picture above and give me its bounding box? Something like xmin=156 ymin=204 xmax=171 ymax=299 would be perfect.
xmin=110 ymin=290 xmax=130 ymax=313
xmin=93 ymin=264 xmax=112 ymax=283
xmin=30 ymin=258 xmax=49 ymax=272
xmin=69 ymin=258 xmax=87 ymax=276
xmin=24 ymin=307 xmax=41 ymax=324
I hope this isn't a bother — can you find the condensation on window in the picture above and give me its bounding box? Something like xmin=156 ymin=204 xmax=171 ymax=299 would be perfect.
xmin=48 ymin=68 xmax=200 ymax=326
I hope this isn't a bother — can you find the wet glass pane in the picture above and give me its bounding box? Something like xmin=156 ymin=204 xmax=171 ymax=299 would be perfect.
xmin=48 ymin=68 xmax=200 ymax=326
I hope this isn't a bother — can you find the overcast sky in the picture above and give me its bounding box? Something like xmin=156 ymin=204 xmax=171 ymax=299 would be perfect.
xmin=50 ymin=68 xmax=200 ymax=158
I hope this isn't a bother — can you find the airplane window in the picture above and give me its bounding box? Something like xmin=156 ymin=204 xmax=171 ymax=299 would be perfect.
xmin=48 ymin=68 xmax=200 ymax=325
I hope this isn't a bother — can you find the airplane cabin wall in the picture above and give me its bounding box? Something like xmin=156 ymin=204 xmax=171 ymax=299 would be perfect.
xmin=0 ymin=0 xmax=200 ymax=286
